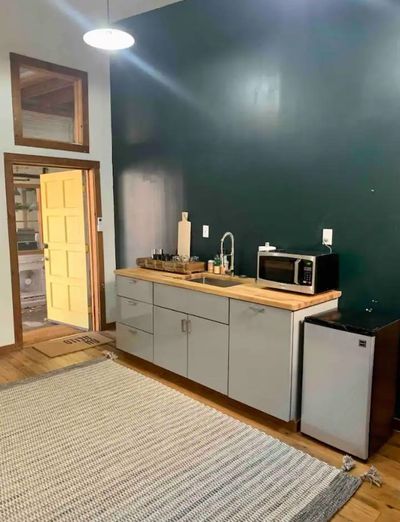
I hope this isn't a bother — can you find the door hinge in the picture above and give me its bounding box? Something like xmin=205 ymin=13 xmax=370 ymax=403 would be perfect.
xmin=85 ymin=244 xmax=89 ymax=253
xmin=88 ymin=306 xmax=93 ymax=314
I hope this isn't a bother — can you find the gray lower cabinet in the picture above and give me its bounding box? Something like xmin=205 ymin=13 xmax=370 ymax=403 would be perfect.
xmin=116 ymin=276 xmax=153 ymax=304
xmin=229 ymin=300 xmax=292 ymax=421
xmin=116 ymin=277 xmax=338 ymax=422
xmin=117 ymin=297 xmax=153 ymax=333
xmin=154 ymin=284 xmax=229 ymax=324
xmin=187 ymin=316 xmax=229 ymax=394
xmin=154 ymin=306 xmax=188 ymax=376
xmin=116 ymin=323 xmax=153 ymax=362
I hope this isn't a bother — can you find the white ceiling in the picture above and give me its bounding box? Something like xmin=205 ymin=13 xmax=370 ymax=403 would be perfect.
xmin=110 ymin=0 xmax=183 ymax=21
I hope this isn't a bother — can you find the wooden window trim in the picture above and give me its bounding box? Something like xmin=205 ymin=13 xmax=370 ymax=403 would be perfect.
xmin=10 ymin=53 xmax=89 ymax=153
xmin=4 ymin=153 xmax=105 ymax=348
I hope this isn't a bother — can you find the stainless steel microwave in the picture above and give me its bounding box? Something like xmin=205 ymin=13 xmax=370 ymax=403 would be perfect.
xmin=257 ymin=251 xmax=339 ymax=295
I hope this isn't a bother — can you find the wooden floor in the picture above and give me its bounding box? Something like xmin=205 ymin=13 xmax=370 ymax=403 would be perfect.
xmin=1 ymin=337 xmax=400 ymax=521
xmin=22 ymin=324 xmax=82 ymax=346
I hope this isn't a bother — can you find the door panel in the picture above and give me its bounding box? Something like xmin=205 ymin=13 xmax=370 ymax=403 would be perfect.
xmin=40 ymin=170 xmax=89 ymax=329
xmin=154 ymin=306 xmax=187 ymax=376
xmin=187 ymin=315 xmax=228 ymax=394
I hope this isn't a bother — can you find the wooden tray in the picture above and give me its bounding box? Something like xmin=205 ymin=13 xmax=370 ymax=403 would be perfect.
xmin=137 ymin=257 xmax=205 ymax=274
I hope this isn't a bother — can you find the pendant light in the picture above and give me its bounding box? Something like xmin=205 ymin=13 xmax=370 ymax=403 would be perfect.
xmin=83 ymin=0 xmax=135 ymax=51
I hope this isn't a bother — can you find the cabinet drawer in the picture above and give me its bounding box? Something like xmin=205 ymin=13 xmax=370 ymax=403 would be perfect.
xmin=116 ymin=323 xmax=153 ymax=362
xmin=116 ymin=276 xmax=153 ymax=304
xmin=229 ymin=300 xmax=292 ymax=421
xmin=117 ymin=297 xmax=153 ymax=333
xmin=154 ymin=284 xmax=229 ymax=324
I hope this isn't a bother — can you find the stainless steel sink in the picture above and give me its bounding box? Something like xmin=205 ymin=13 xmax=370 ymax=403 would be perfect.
xmin=190 ymin=277 xmax=243 ymax=288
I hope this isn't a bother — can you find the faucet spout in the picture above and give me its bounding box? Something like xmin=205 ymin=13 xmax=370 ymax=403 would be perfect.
xmin=220 ymin=232 xmax=235 ymax=276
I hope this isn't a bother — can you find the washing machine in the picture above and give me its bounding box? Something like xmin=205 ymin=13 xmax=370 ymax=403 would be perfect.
xmin=18 ymin=253 xmax=46 ymax=308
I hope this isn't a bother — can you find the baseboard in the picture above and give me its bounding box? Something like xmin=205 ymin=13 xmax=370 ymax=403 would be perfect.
xmin=103 ymin=322 xmax=116 ymax=331
xmin=0 ymin=343 xmax=18 ymax=353
xmin=393 ymin=417 xmax=400 ymax=432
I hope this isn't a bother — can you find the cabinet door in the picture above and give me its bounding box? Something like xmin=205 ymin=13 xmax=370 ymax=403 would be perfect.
xmin=187 ymin=316 xmax=228 ymax=394
xmin=229 ymin=300 xmax=292 ymax=421
xmin=154 ymin=306 xmax=188 ymax=376
xmin=116 ymin=323 xmax=153 ymax=362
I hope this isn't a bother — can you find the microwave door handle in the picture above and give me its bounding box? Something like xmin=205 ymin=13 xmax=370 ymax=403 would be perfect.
xmin=294 ymin=259 xmax=301 ymax=284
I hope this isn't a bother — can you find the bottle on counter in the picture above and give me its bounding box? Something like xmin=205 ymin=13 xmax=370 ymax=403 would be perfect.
xmin=207 ymin=260 xmax=215 ymax=273
xmin=223 ymin=255 xmax=229 ymax=274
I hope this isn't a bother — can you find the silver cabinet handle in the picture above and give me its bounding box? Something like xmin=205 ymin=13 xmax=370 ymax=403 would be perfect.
xmin=187 ymin=319 xmax=192 ymax=334
xmin=249 ymin=305 xmax=265 ymax=313
xmin=128 ymin=328 xmax=137 ymax=335
xmin=128 ymin=279 xmax=137 ymax=284
xmin=127 ymin=299 xmax=137 ymax=306
xmin=181 ymin=319 xmax=187 ymax=333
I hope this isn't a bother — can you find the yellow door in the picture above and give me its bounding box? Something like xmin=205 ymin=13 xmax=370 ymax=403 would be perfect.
xmin=40 ymin=170 xmax=90 ymax=329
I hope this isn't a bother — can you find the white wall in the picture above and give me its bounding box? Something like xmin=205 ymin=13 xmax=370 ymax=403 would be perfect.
xmin=0 ymin=0 xmax=117 ymax=346
xmin=111 ymin=0 xmax=183 ymax=21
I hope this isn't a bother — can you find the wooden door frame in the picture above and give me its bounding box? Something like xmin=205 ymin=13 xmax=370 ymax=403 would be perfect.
xmin=4 ymin=152 xmax=106 ymax=348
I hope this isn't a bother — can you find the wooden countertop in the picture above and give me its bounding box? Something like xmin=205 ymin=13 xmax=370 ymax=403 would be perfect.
xmin=115 ymin=268 xmax=341 ymax=311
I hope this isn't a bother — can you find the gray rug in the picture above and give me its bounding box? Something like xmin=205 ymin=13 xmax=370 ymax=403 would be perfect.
xmin=0 ymin=358 xmax=361 ymax=521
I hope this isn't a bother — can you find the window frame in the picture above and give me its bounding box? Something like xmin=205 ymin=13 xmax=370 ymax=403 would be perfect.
xmin=10 ymin=53 xmax=89 ymax=153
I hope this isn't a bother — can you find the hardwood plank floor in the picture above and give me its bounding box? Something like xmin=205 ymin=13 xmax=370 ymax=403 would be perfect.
xmin=1 ymin=339 xmax=399 ymax=521
xmin=23 ymin=324 xmax=82 ymax=346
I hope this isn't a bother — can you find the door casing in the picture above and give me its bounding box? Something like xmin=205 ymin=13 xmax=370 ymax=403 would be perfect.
xmin=4 ymin=152 xmax=106 ymax=347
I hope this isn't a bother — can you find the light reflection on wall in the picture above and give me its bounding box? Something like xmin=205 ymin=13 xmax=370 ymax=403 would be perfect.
xmin=117 ymin=165 xmax=184 ymax=266
xmin=242 ymin=73 xmax=281 ymax=124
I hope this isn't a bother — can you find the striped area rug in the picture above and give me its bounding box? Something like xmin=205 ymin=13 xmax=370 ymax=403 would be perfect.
xmin=0 ymin=358 xmax=360 ymax=521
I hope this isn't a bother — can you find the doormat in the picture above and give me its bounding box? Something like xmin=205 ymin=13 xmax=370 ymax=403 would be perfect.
xmin=33 ymin=332 xmax=112 ymax=357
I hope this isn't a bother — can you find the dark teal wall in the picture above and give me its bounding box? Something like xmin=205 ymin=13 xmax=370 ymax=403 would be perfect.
xmin=111 ymin=0 xmax=400 ymax=316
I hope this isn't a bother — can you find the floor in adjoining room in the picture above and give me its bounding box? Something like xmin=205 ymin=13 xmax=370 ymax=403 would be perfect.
xmin=1 ymin=336 xmax=399 ymax=522
xmin=22 ymin=304 xmax=58 ymax=332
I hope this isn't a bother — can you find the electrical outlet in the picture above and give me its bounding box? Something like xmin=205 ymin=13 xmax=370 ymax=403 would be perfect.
xmin=322 ymin=228 xmax=333 ymax=246
xmin=202 ymin=225 xmax=209 ymax=238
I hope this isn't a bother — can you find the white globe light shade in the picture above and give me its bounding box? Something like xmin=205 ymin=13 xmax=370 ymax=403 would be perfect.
xmin=83 ymin=28 xmax=134 ymax=50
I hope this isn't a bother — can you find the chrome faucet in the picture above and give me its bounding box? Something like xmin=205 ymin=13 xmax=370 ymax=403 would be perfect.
xmin=220 ymin=232 xmax=235 ymax=276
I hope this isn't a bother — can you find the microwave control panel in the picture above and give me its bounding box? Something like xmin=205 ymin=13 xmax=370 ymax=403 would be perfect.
xmin=301 ymin=260 xmax=313 ymax=286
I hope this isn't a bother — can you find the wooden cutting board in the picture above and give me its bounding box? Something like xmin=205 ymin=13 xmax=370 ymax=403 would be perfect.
xmin=178 ymin=211 xmax=191 ymax=257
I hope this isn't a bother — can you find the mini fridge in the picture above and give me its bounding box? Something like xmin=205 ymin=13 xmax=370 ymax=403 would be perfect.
xmin=301 ymin=310 xmax=399 ymax=459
